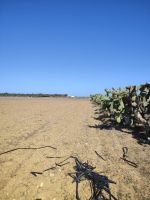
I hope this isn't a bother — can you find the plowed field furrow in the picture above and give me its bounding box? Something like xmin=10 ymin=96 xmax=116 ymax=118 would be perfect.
xmin=0 ymin=97 xmax=149 ymax=200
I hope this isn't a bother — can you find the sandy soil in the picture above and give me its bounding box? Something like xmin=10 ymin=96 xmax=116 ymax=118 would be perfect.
xmin=0 ymin=97 xmax=149 ymax=200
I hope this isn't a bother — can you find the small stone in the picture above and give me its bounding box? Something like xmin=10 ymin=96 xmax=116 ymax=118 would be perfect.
xmin=40 ymin=182 xmax=43 ymax=187
xmin=50 ymin=173 xmax=54 ymax=177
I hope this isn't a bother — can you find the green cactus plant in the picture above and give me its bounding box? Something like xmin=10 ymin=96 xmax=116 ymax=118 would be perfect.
xmin=90 ymin=83 xmax=150 ymax=139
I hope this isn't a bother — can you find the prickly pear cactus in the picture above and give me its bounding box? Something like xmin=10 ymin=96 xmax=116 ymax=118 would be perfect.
xmin=90 ymin=83 xmax=150 ymax=139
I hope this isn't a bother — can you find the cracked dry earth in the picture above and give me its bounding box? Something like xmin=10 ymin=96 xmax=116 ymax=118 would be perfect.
xmin=0 ymin=97 xmax=150 ymax=200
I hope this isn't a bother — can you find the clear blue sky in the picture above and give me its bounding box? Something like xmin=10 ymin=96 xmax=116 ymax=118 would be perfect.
xmin=0 ymin=0 xmax=150 ymax=96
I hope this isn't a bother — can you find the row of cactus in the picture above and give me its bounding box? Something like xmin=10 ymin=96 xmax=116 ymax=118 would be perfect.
xmin=90 ymin=84 xmax=150 ymax=138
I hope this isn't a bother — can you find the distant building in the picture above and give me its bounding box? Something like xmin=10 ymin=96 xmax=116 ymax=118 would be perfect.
xmin=68 ymin=95 xmax=75 ymax=98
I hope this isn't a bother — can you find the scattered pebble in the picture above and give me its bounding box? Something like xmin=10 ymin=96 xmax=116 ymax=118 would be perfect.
xmin=40 ymin=182 xmax=43 ymax=187
xmin=50 ymin=173 xmax=54 ymax=177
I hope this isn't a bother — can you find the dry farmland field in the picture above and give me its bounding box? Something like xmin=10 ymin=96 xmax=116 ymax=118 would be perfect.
xmin=0 ymin=97 xmax=150 ymax=200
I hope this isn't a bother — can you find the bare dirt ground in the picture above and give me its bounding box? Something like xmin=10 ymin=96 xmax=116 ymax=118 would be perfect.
xmin=0 ymin=97 xmax=150 ymax=200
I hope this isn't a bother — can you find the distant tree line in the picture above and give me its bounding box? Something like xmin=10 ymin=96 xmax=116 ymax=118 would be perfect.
xmin=0 ymin=93 xmax=68 ymax=97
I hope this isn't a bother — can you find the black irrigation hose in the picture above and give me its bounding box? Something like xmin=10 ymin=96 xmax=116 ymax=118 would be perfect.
xmin=121 ymin=147 xmax=138 ymax=168
xmin=56 ymin=156 xmax=71 ymax=165
xmin=31 ymin=171 xmax=43 ymax=176
xmin=55 ymin=161 xmax=70 ymax=167
xmin=68 ymin=157 xmax=117 ymax=200
xmin=31 ymin=156 xmax=81 ymax=177
xmin=46 ymin=156 xmax=63 ymax=158
xmin=31 ymin=156 xmax=71 ymax=176
xmin=120 ymin=157 xmax=138 ymax=168
xmin=0 ymin=145 xmax=57 ymax=156
xmin=31 ymin=163 xmax=70 ymax=176
xmin=95 ymin=151 xmax=106 ymax=161
xmin=30 ymin=148 xmax=138 ymax=199
xmin=122 ymin=147 xmax=128 ymax=159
